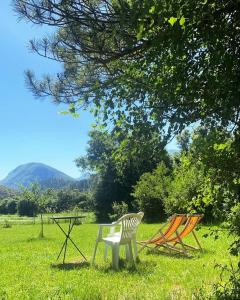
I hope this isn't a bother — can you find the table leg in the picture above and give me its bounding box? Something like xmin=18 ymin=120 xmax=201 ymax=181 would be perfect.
xmin=54 ymin=219 xmax=71 ymax=263
xmin=62 ymin=221 xmax=72 ymax=263
xmin=67 ymin=235 xmax=87 ymax=261
xmin=57 ymin=238 xmax=67 ymax=261
xmin=53 ymin=218 xmax=87 ymax=263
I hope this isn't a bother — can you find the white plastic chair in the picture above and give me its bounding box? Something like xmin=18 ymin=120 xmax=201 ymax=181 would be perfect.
xmin=92 ymin=212 xmax=144 ymax=270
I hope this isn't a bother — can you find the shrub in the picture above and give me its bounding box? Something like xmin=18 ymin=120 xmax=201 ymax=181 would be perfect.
xmin=228 ymin=203 xmax=240 ymax=256
xmin=56 ymin=189 xmax=94 ymax=212
xmin=17 ymin=199 xmax=37 ymax=217
xmin=109 ymin=201 xmax=129 ymax=221
xmin=77 ymin=192 xmax=95 ymax=211
xmin=2 ymin=219 xmax=11 ymax=228
xmin=0 ymin=198 xmax=17 ymax=214
xmin=199 ymin=204 xmax=240 ymax=299
xmin=210 ymin=262 xmax=240 ymax=300
xmin=132 ymin=162 xmax=170 ymax=223
xmin=164 ymin=155 xmax=220 ymax=222
xmin=0 ymin=199 xmax=7 ymax=214
xmin=6 ymin=199 xmax=17 ymax=214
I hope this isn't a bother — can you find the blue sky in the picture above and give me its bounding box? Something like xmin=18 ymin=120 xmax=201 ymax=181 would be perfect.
xmin=0 ymin=1 xmax=177 ymax=181
xmin=0 ymin=0 xmax=94 ymax=179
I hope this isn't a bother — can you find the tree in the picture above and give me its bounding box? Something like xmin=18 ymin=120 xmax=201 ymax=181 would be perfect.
xmin=14 ymin=0 xmax=240 ymax=138
xmin=6 ymin=198 xmax=17 ymax=214
xmin=0 ymin=199 xmax=8 ymax=214
xmin=132 ymin=162 xmax=171 ymax=222
xmin=166 ymin=127 xmax=240 ymax=222
xmin=76 ymin=130 xmax=128 ymax=221
xmin=19 ymin=183 xmax=48 ymax=237
xmin=176 ymin=130 xmax=191 ymax=153
xmin=55 ymin=188 xmax=91 ymax=212
xmin=17 ymin=199 xmax=37 ymax=217
xmin=76 ymin=129 xmax=170 ymax=221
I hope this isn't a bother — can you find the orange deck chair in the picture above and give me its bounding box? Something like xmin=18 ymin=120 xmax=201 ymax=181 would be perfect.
xmin=155 ymin=214 xmax=204 ymax=255
xmin=138 ymin=214 xmax=187 ymax=253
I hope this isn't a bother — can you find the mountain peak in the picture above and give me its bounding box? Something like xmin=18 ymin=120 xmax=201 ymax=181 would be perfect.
xmin=1 ymin=162 xmax=75 ymax=189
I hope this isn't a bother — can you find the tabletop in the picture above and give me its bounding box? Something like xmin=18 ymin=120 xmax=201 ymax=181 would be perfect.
xmin=50 ymin=216 xmax=85 ymax=220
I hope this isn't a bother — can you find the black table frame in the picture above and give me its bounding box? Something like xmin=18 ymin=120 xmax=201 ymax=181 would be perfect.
xmin=51 ymin=216 xmax=87 ymax=263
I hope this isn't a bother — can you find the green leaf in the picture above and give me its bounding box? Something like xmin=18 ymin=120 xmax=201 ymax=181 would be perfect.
xmin=136 ymin=22 xmax=144 ymax=40
xmin=213 ymin=143 xmax=228 ymax=151
xmin=149 ymin=6 xmax=155 ymax=14
xmin=69 ymin=103 xmax=76 ymax=113
xmin=168 ymin=17 xmax=178 ymax=26
xmin=71 ymin=112 xmax=80 ymax=118
xmin=91 ymin=123 xmax=97 ymax=129
xmin=58 ymin=110 xmax=70 ymax=116
xmin=179 ymin=16 xmax=185 ymax=26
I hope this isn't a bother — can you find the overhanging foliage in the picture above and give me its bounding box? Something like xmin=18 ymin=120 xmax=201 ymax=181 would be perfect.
xmin=14 ymin=0 xmax=240 ymax=137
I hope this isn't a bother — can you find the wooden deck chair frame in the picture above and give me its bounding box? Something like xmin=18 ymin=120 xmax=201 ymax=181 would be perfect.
xmin=167 ymin=214 xmax=204 ymax=253
xmin=138 ymin=214 xmax=187 ymax=254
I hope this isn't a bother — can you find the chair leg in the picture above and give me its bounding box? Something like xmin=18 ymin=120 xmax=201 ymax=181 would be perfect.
xmin=192 ymin=231 xmax=203 ymax=252
xmin=175 ymin=231 xmax=188 ymax=256
xmin=132 ymin=238 xmax=139 ymax=261
xmin=127 ymin=242 xmax=135 ymax=267
xmin=138 ymin=242 xmax=147 ymax=254
xmin=125 ymin=242 xmax=134 ymax=262
xmin=125 ymin=244 xmax=130 ymax=261
xmin=91 ymin=240 xmax=99 ymax=266
xmin=112 ymin=244 xmax=119 ymax=270
xmin=104 ymin=244 xmax=108 ymax=261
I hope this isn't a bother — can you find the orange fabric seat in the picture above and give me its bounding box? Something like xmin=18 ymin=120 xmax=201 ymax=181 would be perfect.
xmin=138 ymin=214 xmax=187 ymax=253
xmin=162 ymin=214 xmax=204 ymax=253
xmin=138 ymin=214 xmax=203 ymax=256
xmin=166 ymin=214 xmax=203 ymax=244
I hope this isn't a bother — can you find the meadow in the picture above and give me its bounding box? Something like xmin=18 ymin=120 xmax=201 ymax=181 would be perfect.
xmin=0 ymin=215 xmax=236 ymax=300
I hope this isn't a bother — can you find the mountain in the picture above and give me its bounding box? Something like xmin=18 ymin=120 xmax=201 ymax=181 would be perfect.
xmin=0 ymin=162 xmax=75 ymax=190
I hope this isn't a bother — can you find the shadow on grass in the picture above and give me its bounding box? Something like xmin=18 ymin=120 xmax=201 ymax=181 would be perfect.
xmin=145 ymin=247 xmax=214 ymax=259
xmin=51 ymin=260 xmax=90 ymax=270
xmin=144 ymin=248 xmax=194 ymax=259
xmin=94 ymin=259 xmax=157 ymax=274
xmin=200 ymin=248 xmax=215 ymax=255
xmin=26 ymin=236 xmax=55 ymax=242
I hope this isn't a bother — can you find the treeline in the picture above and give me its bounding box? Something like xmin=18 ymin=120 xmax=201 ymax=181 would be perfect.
xmin=0 ymin=187 xmax=93 ymax=217
xmin=1 ymin=126 xmax=239 ymax=227
xmin=133 ymin=128 xmax=240 ymax=224
xmin=77 ymin=127 xmax=240 ymax=227
xmin=39 ymin=177 xmax=91 ymax=190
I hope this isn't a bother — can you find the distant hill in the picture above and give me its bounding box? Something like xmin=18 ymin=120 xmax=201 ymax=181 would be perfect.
xmin=0 ymin=163 xmax=75 ymax=190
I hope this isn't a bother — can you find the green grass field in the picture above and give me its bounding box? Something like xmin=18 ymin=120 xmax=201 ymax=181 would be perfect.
xmin=0 ymin=218 xmax=236 ymax=300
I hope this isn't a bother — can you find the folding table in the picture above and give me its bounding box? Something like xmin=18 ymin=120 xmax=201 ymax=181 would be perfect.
xmin=51 ymin=216 xmax=87 ymax=263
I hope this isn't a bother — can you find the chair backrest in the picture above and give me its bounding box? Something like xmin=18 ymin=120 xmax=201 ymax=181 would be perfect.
xmin=163 ymin=214 xmax=187 ymax=238
xmin=118 ymin=212 xmax=144 ymax=242
xmin=152 ymin=214 xmax=187 ymax=243
xmin=178 ymin=214 xmax=203 ymax=238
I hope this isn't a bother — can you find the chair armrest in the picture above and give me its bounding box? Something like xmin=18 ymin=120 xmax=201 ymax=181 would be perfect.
xmin=97 ymin=222 xmax=119 ymax=240
xmin=98 ymin=220 xmax=119 ymax=228
xmin=99 ymin=223 xmax=116 ymax=227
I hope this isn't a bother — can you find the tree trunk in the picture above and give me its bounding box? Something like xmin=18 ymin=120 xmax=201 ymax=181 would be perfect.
xmin=39 ymin=214 xmax=44 ymax=238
